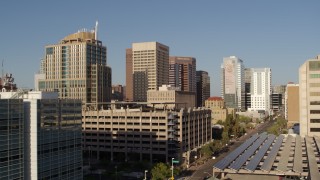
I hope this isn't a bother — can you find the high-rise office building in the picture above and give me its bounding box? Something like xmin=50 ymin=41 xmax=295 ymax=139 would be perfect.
xmin=36 ymin=22 xmax=112 ymax=104
xmin=125 ymin=48 xmax=133 ymax=101
xmin=0 ymin=99 xmax=24 ymax=180
xmin=249 ymin=68 xmax=271 ymax=113
xmin=196 ymin=70 xmax=210 ymax=107
xmin=23 ymin=92 xmax=83 ymax=180
xmin=112 ymin=84 xmax=124 ymax=101
xmin=242 ymin=68 xmax=252 ymax=110
xmin=285 ymin=83 xmax=299 ymax=127
xmin=169 ymin=56 xmax=196 ymax=93
xmin=221 ymin=56 xmax=244 ymax=110
xmin=299 ymin=55 xmax=320 ymax=136
xmin=271 ymin=85 xmax=286 ymax=113
xmin=131 ymin=42 xmax=169 ymax=102
xmin=0 ymin=91 xmax=83 ymax=180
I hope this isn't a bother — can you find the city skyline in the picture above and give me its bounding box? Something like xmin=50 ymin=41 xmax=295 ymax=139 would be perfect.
xmin=0 ymin=1 xmax=319 ymax=95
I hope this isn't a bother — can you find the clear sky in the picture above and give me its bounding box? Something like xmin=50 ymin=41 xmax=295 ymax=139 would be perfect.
xmin=0 ymin=1 xmax=319 ymax=95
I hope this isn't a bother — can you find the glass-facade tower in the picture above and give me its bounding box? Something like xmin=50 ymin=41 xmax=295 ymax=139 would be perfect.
xmin=0 ymin=99 xmax=24 ymax=179
xmin=24 ymin=94 xmax=83 ymax=180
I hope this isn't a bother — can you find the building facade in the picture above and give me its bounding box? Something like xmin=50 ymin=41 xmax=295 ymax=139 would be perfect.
xmin=271 ymin=85 xmax=286 ymax=114
xmin=169 ymin=56 xmax=196 ymax=93
xmin=242 ymin=68 xmax=252 ymax=111
xmin=0 ymin=99 xmax=24 ymax=180
xmin=221 ymin=56 xmax=244 ymax=110
xmin=125 ymin=48 xmax=133 ymax=101
xmin=299 ymin=55 xmax=320 ymax=136
xmin=24 ymin=92 xmax=82 ymax=180
xmin=0 ymin=91 xmax=83 ymax=180
xmin=131 ymin=42 xmax=169 ymax=102
xmin=112 ymin=84 xmax=124 ymax=101
xmin=285 ymin=83 xmax=299 ymax=127
xmin=82 ymin=104 xmax=211 ymax=166
xmin=196 ymin=71 xmax=210 ymax=107
xmin=147 ymin=85 xmax=195 ymax=110
xmin=36 ymin=23 xmax=112 ymax=104
xmin=249 ymin=68 xmax=271 ymax=113
xmin=205 ymin=97 xmax=227 ymax=124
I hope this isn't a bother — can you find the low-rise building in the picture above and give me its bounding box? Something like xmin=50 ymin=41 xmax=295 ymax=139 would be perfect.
xmin=213 ymin=134 xmax=319 ymax=180
xmin=205 ymin=97 xmax=227 ymax=124
xmin=147 ymin=85 xmax=195 ymax=110
xmin=82 ymin=103 xmax=211 ymax=166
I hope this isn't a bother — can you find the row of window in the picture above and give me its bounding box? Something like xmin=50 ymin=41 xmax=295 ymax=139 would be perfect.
xmin=84 ymin=121 xmax=167 ymax=126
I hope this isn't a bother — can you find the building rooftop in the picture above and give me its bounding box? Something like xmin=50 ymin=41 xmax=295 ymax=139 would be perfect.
xmin=207 ymin=96 xmax=223 ymax=101
xmin=213 ymin=133 xmax=320 ymax=179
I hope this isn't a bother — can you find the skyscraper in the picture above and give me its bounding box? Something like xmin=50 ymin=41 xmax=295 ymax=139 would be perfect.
xmin=285 ymin=83 xmax=299 ymax=127
xmin=221 ymin=56 xmax=244 ymax=110
xmin=249 ymin=68 xmax=271 ymax=113
xmin=36 ymin=22 xmax=112 ymax=104
xmin=169 ymin=56 xmax=196 ymax=92
xmin=0 ymin=99 xmax=24 ymax=179
xmin=242 ymin=68 xmax=252 ymax=110
xmin=125 ymin=48 xmax=133 ymax=101
xmin=299 ymin=55 xmax=320 ymax=136
xmin=196 ymin=70 xmax=210 ymax=107
xmin=0 ymin=91 xmax=82 ymax=180
xmin=131 ymin=42 xmax=169 ymax=102
xmin=23 ymin=92 xmax=83 ymax=180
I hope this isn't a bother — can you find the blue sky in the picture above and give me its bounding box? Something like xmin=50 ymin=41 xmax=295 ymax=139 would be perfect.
xmin=0 ymin=1 xmax=319 ymax=95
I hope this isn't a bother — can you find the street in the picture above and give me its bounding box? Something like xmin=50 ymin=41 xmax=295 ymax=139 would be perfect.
xmin=187 ymin=119 xmax=275 ymax=180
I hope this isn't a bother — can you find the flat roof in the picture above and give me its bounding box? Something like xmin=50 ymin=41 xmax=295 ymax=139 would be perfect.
xmin=213 ymin=134 xmax=320 ymax=179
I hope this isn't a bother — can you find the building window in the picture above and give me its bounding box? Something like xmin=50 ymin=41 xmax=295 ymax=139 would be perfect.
xmin=310 ymin=92 xmax=320 ymax=96
xmin=309 ymin=61 xmax=320 ymax=71
xmin=310 ymin=110 xmax=320 ymax=114
xmin=310 ymin=119 xmax=320 ymax=123
xmin=310 ymin=83 xmax=320 ymax=87
xmin=310 ymin=101 xmax=320 ymax=105
xmin=310 ymin=74 xmax=320 ymax=78
xmin=310 ymin=128 xmax=320 ymax=132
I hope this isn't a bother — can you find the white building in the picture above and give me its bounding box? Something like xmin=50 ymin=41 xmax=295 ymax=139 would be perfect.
xmin=221 ymin=56 xmax=244 ymax=110
xmin=299 ymin=55 xmax=320 ymax=136
xmin=249 ymin=68 xmax=271 ymax=113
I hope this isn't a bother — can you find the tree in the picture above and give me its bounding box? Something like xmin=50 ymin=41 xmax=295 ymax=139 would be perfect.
xmin=200 ymin=144 xmax=213 ymax=157
xmin=151 ymin=162 xmax=171 ymax=180
xmin=216 ymin=120 xmax=224 ymax=125
xmin=222 ymin=131 xmax=229 ymax=144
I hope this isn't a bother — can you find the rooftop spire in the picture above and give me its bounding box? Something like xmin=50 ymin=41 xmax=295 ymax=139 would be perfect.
xmin=95 ymin=21 xmax=98 ymax=40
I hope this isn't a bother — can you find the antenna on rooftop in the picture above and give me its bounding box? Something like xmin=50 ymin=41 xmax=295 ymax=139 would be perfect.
xmin=95 ymin=21 xmax=98 ymax=40
xmin=1 ymin=60 xmax=3 ymax=78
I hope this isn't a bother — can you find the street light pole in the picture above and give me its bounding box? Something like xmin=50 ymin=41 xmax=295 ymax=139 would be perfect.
xmin=88 ymin=146 xmax=91 ymax=168
xmin=144 ymin=170 xmax=148 ymax=180
xmin=115 ymin=166 xmax=118 ymax=180
xmin=171 ymin=158 xmax=174 ymax=180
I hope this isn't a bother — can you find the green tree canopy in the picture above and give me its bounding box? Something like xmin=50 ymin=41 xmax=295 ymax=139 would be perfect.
xmin=151 ymin=162 xmax=171 ymax=180
xmin=200 ymin=143 xmax=213 ymax=157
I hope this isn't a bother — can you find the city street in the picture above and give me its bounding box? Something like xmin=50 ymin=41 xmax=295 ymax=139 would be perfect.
xmin=187 ymin=119 xmax=275 ymax=180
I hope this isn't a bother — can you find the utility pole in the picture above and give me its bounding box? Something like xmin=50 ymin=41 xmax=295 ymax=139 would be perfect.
xmin=171 ymin=158 xmax=174 ymax=180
